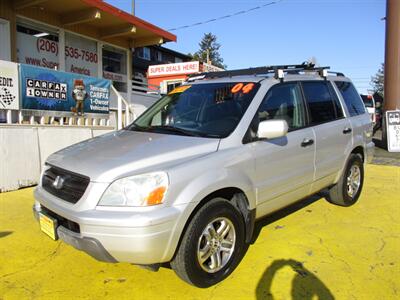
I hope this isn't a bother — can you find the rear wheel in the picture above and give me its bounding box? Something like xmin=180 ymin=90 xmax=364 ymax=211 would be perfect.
xmin=327 ymin=153 xmax=364 ymax=206
xmin=171 ymin=198 xmax=246 ymax=288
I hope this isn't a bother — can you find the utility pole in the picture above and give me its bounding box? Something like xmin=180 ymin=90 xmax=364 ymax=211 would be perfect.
xmin=206 ymin=48 xmax=210 ymax=65
xmin=383 ymin=0 xmax=400 ymax=148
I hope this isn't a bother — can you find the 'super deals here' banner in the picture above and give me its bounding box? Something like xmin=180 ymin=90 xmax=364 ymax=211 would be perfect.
xmin=20 ymin=64 xmax=110 ymax=115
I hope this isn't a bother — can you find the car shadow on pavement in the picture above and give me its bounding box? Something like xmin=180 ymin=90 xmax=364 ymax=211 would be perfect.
xmin=251 ymin=194 xmax=322 ymax=244
xmin=0 ymin=231 xmax=13 ymax=238
xmin=255 ymin=259 xmax=335 ymax=300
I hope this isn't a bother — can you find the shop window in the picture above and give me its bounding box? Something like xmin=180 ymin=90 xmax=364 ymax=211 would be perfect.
xmin=102 ymin=46 xmax=127 ymax=93
xmin=65 ymin=33 xmax=98 ymax=77
xmin=167 ymin=81 xmax=183 ymax=93
xmin=16 ymin=23 xmax=59 ymax=69
xmin=175 ymin=57 xmax=183 ymax=63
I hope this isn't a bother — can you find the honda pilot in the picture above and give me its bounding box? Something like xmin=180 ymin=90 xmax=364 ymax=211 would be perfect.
xmin=34 ymin=64 xmax=374 ymax=287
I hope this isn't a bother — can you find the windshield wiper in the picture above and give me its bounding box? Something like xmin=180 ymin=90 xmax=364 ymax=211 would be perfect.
xmin=149 ymin=125 xmax=202 ymax=137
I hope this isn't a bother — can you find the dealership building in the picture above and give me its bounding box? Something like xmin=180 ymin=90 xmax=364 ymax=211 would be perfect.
xmin=0 ymin=0 xmax=177 ymax=192
xmin=0 ymin=0 xmax=176 ymax=115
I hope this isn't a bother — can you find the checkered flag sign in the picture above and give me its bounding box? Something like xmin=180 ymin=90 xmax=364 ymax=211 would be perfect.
xmin=0 ymin=87 xmax=16 ymax=108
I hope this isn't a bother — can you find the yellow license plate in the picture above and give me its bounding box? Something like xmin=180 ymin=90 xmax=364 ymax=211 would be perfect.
xmin=39 ymin=213 xmax=58 ymax=240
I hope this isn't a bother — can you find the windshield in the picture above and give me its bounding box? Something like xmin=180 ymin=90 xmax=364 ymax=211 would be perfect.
xmin=128 ymin=82 xmax=260 ymax=138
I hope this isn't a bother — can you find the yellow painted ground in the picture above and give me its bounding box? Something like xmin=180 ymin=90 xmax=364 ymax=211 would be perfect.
xmin=0 ymin=164 xmax=399 ymax=300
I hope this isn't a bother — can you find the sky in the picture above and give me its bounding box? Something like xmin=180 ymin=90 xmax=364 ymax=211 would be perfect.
xmin=106 ymin=0 xmax=386 ymax=94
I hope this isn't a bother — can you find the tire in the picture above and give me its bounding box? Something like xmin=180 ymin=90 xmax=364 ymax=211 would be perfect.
xmin=327 ymin=153 xmax=364 ymax=207
xmin=171 ymin=197 xmax=246 ymax=288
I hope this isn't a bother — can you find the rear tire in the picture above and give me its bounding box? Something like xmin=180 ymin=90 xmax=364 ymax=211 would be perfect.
xmin=171 ymin=198 xmax=246 ymax=288
xmin=327 ymin=153 xmax=364 ymax=207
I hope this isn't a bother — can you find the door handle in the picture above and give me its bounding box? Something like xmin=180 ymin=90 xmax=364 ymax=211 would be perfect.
xmin=301 ymin=138 xmax=314 ymax=147
xmin=343 ymin=127 xmax=352 ymax=134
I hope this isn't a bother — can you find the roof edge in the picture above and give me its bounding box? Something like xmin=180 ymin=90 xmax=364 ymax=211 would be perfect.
xmin=81 ymin=0 xmax=177 ymax=42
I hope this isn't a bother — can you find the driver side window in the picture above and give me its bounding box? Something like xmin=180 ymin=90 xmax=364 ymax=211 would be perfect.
xmin=258 ymin=82 xmax=306 ymax=131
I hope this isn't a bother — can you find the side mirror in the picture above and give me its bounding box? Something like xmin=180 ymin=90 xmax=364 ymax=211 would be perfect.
xmin=257 ymin=119 xmax=289 ymax=139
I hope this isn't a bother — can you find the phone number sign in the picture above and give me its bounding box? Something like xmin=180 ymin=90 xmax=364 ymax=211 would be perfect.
xmin=387 ymin=110 xmax=400 ymax=152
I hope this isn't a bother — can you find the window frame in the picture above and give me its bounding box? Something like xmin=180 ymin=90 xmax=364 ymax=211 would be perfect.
xmin=300 ymin=80 xmax=345 ymax=126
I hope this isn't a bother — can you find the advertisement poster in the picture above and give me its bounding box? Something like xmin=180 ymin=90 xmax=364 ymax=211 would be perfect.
xmin=20 ymin=64 xmax=110 ymax=115
xmin=387 ymin=110 xmax=400 ymax=152
xmin=0 ymin=60 xmax=19 ymax=110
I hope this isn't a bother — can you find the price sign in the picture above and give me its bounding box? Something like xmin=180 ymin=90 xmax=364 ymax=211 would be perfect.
xmin=387 ymin=110 xmax=400 ymax=152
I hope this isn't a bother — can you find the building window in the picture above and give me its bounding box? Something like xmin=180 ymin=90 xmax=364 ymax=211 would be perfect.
xmin=175 ymin=57 xmax=183 ymax=63
xmin=138 ymin=47 xmax=151 ymax=60
xmin=157 ymin=51 xmax=163 ymax=62
xmin=65 ymin=32 xmax=98 ymax=77
xmin=16 ymin=22 xmax=59 ymax=69
xmin=102 ymin=45 xmax=127 ymax=93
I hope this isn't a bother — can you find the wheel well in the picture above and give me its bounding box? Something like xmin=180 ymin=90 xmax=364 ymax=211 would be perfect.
xmin=172 ymin=187 xmax=254 ymax=261
xmin=202 ymin=187 xmax=248 ymax=205
xmin=351 ymin=146 xmax=364 ymax=162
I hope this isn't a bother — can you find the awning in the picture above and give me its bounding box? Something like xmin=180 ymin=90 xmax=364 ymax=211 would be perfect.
xmin=14 ymin=0 xmax=177 ymax=49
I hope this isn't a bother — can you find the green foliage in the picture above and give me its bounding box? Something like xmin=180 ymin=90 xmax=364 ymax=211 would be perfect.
xmin=193 ymin=33 xmax=226 ymax=69
xmin=371 ymin=63 xmax=384 ymax=98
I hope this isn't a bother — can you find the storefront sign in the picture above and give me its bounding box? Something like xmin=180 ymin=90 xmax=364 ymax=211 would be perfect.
xmin=148 ymin=61 xmax=200 ymax=77
xmin=20 ymin=64 xmax=110 ymax=115
xmin=202 ymin=62 xmax=224 ymax=73
xmin=103 ymin=70 xmax=127 ymax=83
xmin=387 ymin=110 xmax=400 ymax=152
xmin=0 ymin=60 xmax=19 ymax=110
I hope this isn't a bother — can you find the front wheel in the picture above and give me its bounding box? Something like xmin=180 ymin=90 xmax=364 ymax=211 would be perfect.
xmin=327 ymin=153 xmax=364 ymax=206
xmin=171 ymin=198 xmax=246 ymax=288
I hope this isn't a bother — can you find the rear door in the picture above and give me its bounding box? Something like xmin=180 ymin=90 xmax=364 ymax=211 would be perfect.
xmin=335 ymin=81 xmax=371 ymax=153
xmin=301 ymin=81 xmax=353 ymax=192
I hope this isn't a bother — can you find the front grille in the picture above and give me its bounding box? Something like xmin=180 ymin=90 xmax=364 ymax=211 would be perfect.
xmin=41 ymin=206 xmax=80 ymax=234
xmin=42 ymin=165 xmax=90 ymax=204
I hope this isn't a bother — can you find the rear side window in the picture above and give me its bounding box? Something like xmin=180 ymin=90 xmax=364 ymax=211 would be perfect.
xmin=335 ymin=81 xmax=366 ymax=116
xmin=302 ymin=81 xmax=342 ymax=125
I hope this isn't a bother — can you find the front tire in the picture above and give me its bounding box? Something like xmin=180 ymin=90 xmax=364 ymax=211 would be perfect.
xmin=171 ymin=198 xmax=246 ymax=288
xmin=327 ymin=153 xmax=364 ymax=206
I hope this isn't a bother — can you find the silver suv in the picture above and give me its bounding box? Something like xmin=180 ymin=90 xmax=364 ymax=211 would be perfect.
xmin=34 ymin=64 xmax=374 ymax=287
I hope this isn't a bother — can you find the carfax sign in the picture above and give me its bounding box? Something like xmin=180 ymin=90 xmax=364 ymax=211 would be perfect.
xmin=20 ymin=64 xmax=110 ymax=115
xmin=387 ymin=110 xmax=400 ymax=152
xmin=0 ymin=60 xmax=19 ymax=110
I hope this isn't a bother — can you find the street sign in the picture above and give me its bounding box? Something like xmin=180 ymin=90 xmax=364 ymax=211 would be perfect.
xmin=386 ymin=110 xmax=400 ymax=152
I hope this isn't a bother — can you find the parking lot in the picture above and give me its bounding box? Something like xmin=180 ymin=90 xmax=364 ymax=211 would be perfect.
xmin=0 ymin=163 xmax=399 ymax=300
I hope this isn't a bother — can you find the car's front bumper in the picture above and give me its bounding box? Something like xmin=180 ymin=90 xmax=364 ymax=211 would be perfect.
xmin=33 ymin=186 xmax=189 ymax=265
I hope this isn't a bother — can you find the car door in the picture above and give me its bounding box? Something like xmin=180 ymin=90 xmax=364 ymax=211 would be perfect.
xmin=301 ymin=81 xmax=353 ymax=193
xmin=248 ymin=82 xmax=316 ymax=218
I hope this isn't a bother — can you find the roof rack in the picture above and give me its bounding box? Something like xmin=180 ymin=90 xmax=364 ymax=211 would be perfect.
xmin=187 ymin=63 xmax=344 ymax=82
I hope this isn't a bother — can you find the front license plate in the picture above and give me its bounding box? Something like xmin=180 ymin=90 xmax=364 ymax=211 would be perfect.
xmin=39 ymin=212 xmax=58 ymax=240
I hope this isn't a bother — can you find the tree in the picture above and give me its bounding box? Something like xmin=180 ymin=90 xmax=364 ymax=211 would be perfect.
xmin=371 ymin=63 xmax=384 ymax=98
xmin=192 ymin=33 xmax=226 ymax=69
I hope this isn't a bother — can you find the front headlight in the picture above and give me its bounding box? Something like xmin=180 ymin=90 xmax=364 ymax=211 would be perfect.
xmin=98 ymin=172 xmax=168 ymax=207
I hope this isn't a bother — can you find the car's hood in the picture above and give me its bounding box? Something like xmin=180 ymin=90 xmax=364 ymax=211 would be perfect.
xmin=46 ymin=130 xmax=220 ymax=182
